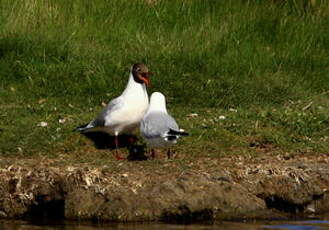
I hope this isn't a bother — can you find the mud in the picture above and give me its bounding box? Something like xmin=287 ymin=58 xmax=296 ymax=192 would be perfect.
xmin=0 ymin=152 xmax=329 ymax=223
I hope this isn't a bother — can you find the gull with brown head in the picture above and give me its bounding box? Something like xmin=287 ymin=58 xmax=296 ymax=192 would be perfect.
xmin=77 ymin=63 xmax=152 ymax=159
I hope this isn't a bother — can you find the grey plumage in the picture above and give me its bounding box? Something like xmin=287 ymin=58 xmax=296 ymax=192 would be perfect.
xmin=141 ymin=111 xmax=179 ymax=139
xmin=77 ymin=97 xmax=122 ymax=133
xmin=140 ymin=92 xmax=188 ymax=151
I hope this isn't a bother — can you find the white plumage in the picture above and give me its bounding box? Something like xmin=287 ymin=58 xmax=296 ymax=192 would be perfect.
xmin=77 ymin=63 xmax=151 ymax=157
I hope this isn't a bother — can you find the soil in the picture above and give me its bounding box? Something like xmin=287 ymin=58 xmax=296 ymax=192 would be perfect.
xmin=0 ymin=151 xmax=329 ymax=223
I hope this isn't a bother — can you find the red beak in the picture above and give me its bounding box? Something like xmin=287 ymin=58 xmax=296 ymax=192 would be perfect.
xmin=141 ymin=72 xmax=152 ymax=87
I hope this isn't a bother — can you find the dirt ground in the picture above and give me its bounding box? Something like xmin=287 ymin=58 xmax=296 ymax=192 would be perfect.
xmin=0 ymin=151 xmax=329 ymax=223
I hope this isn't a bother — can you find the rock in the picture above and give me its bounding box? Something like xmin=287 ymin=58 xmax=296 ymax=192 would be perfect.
xmin=64 ymin=174 xmax=265 ymax=222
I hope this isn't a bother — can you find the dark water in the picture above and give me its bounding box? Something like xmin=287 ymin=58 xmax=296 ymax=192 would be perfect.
xmin=1 ymin=220 xmax=329 ymax=230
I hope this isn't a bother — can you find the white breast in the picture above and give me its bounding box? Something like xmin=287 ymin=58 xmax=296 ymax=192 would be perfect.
xmin=104 ymin=73 xmax=149 ymax=135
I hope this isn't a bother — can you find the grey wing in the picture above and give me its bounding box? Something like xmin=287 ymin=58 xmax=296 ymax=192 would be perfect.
xmin=89 ymin=96 xmax=123 ymax=128
xmin=141 ymin=112 xmax=179 ymax=138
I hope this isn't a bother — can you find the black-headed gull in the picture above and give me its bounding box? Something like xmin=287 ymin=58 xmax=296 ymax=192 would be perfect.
xmin=140 ymin=92 xmax=188 ymax=159
xmin=77 ymin=63 xmax=152 ymax=159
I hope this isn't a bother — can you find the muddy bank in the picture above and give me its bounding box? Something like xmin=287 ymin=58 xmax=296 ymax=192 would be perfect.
xmin=0 ymin=153 xmax=329 ymax=222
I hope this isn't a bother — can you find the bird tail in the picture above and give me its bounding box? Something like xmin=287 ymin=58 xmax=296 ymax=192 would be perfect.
xmin=164 ymin=129 xmax=189 ymax=142
xmin=168 ymin=129 xmax=189 ymax=136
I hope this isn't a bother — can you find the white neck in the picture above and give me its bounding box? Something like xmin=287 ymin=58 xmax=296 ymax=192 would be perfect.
xmin=147 ymin=93 xmax=168 ymax=114
xmin=121 ymin=72 xmax=147 ymax=97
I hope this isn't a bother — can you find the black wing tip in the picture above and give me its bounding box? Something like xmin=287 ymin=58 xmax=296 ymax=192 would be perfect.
xmin=181 ymin=132 xmax=189 ymax=136
xmin=165 ymin=135 xmax=178 ymax=141
xmin=168 ymin=129 xmax=189 ymax=136
xmin=74 ymin=123 xmax=89 ymax=132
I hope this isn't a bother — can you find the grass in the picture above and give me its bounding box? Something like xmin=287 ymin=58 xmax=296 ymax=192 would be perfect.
xmin=0 ymin=0 xmax=328 ymax=161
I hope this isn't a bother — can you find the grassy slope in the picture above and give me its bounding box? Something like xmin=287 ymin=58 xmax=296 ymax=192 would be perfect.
xmin=0 ymin=0 xmax=328 ymax=160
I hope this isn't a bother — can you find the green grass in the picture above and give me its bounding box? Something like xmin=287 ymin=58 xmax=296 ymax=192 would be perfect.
xmin=0 ymin=0 xmax=328 ymax=159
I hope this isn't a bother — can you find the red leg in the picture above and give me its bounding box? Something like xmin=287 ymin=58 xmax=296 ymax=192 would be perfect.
xmin=151 ymin=149 xmax=155 ymax=159
xmin=113 ymin=135 xmax=125 ymax=160
xmin=114 ymin=135 xmax=119 ymax=148
xmin=127 ymin=135 xmax=137 ymax=145
xmin=167 ymin=149 xmax=171 ymax=159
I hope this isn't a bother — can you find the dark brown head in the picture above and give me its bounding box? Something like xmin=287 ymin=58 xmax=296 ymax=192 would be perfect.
xmin=132 ymin=63 xmax=152 ymax=87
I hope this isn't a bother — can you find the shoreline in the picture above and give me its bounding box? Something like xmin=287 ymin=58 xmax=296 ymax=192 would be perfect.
xmin=0 ymin=153 xmax=328 ymax=222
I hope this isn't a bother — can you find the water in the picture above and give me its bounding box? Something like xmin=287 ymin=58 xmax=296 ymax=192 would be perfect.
xmin=1 ymin=220 xmax=329 ymax=230
xmin=263 ymin=220 xmax=329 ymax=230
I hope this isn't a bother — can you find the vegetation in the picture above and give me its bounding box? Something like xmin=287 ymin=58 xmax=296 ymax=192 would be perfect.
xmin=0 ymin=0 xmax=328 ymax=161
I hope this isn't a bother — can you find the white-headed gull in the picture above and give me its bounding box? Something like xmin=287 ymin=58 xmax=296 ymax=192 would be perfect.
xmin=140 ymin=92 xmax=188 ymax=159
xmin=77 ymin=63 xmax=152 ymax=159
